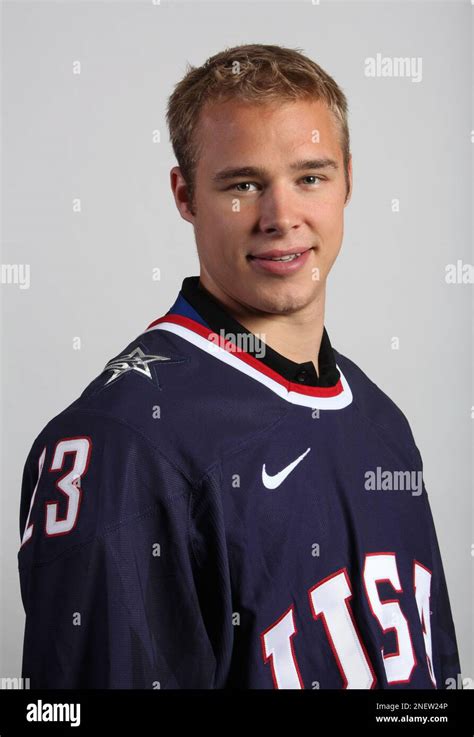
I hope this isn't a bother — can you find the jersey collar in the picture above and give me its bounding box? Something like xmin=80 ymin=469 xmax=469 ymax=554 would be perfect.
xmin=145 ymin=276 xmax=352 ymax=409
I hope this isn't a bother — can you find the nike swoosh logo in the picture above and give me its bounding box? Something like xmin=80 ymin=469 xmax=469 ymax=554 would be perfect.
xmin=262 ymin=447 xmax=311 ymax=489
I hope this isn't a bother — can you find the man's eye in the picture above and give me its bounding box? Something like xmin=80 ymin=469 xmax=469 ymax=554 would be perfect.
xmin=228 ymin=176 xmax=325 ymax=192
xmin=302 ymin=175 xmax=323 ymax=185
xmin=230 ymin=182 xmax=258 ymax=192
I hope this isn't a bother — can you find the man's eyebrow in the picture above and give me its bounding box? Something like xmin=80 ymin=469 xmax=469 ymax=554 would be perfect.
xmin=212 ymin=158 xmax=339 ymax=183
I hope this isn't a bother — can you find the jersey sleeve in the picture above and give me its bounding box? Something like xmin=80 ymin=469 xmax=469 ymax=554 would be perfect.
xmin=17 ymin=412 xmax=232 ymax=689
xmin=421 ymin=489 xmax=462 ymax=688
xmin=410 ymin=442 xmax=462 ymax=689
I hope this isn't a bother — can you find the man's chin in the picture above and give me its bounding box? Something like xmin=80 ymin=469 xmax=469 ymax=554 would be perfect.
xmin=241 ymin=281 xmax=323 ymax=315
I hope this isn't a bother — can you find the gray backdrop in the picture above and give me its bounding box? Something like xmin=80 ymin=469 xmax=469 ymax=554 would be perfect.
xmin=1 ymin=0 xmax=472 ymax=685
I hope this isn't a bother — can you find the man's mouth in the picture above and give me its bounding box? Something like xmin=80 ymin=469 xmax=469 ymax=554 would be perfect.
xmin=249 ymin=252 xmax=303 ymax=262
xmin=247 ymin=247 xmax=313 ymax=261
xmin=247 ymin=247 xmax=313 ymax=274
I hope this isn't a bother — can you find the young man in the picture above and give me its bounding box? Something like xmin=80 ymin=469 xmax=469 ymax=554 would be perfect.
xmin=18 ymin=44 xmax=461 ymax=689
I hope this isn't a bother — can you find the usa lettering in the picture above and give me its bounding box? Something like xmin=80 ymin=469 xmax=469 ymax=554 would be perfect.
xmin=261 ymin=553 xmax=435 ymax=689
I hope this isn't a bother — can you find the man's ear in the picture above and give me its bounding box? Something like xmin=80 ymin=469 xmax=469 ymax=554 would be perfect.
xmin=170 ymin=166 xmax=195 ymax=223
xmin=344 ymin=154 xmax=353 ymax=206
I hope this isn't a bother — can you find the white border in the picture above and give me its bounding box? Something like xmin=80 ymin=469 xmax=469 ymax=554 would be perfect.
xmin=146 ymin=320 xmax=353 ymax=410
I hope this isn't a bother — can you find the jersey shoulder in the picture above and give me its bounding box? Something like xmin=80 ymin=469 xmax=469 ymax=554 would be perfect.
xmin=28 ymin=326 xmax=288 ymax=485
xmin=335 ymin=347 xmax=419 ymax=461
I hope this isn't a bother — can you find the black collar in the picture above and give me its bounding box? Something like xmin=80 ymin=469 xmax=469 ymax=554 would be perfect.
xmin=179 ymin=276 xmax=340 ymax=388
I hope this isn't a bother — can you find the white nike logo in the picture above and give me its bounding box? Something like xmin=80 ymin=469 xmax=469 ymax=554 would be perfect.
xmin=262 ymin=447 xmax=312 ymax=489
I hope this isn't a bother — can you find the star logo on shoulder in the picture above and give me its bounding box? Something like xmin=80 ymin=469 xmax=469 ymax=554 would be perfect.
xmin=102 ymin=347 xmax=175 ymax=385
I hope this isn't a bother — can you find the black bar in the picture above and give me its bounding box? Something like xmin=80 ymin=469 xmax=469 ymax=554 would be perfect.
xmin=0 ymin=688 xmax=472 ymax=735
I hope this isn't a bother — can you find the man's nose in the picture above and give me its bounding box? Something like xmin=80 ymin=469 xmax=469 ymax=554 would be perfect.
xmin=258 ymin=185 xmax=303 ymax=236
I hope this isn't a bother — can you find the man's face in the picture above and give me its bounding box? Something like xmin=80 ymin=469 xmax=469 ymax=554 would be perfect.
xmin=171 ymin=97 xmax=352 ymax=316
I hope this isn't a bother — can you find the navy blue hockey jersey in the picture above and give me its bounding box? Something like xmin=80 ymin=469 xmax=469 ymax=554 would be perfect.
xmin=18 ymin=276 xmax=461 ymax=689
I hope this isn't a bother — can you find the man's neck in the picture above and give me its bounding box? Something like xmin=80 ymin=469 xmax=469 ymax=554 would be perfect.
xmin=198 ymin=276 xmax=326 ymax=374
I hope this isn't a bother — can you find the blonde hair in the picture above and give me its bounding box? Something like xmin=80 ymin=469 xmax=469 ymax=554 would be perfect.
xmin=166 ymin=44 xmax=351 ymax=210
